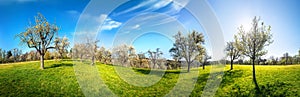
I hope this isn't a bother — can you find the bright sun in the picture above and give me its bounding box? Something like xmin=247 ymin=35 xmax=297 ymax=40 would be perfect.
xmin=239 ymin=17 xmax=253 ymax=32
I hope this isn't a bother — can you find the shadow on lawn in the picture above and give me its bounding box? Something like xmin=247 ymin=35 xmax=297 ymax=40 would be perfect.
xmin=45 ymin=63 xmax=73 ymax=69
xmin=220 ymin=70 xmax=244 ymax=87
xmin=133 ymin=68 xmax=183 ymax=74
xmin=229 ymin=81 xmax=294 ymax=97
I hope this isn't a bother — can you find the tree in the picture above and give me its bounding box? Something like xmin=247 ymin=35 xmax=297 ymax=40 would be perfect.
xmin=97 ymin=47 xmax=105 ymax=63
xmin=202 ymin=52 xmax=211 ymax=70
xmin=268 ymin=56 xmax=278 ymax=65
xmin=297 ymin=49 xmax=300 ymax=64
xmin=6 ymin=51 xmax=12 ymax=62
xmin=12 ymin=48 xmax=22 ymax=62
xmin=54 ymin=36 xmax=70 ymax=59
xmin=225 ymin=42 xmax=240 ymax=70
xmin=137 ymin=52 xmax=147 ymax=68
xmin=73 ymin=43 xmax=87 ymax=62
xmin=112 ymin=44 xmax=132 ymax=67
xmin=86 ymin=39 xmax=99 ymax=65
xmin=128 ymin=46 xmax=138 ymax=67
xmin=147 ymin=48 xmax=163 ymax=69
xmin=2 ymin=50 xmax=7 ymax=63
xmin=283 ymin=53 xmax=289 ymax=65
xmin=0 ymin=49 xmax=3 ymax=63
xmin=44 ymin=51 xmax=51 ymax=60
xmin=103 ymin=50 xmax=112 ymax=64
xmin=17 ymin=13 xmax=58 ymax=69
xmin=234 ymin=16 xmax=273 ymax=90
xmin=170 ymin=31 xmax=205 ymax=72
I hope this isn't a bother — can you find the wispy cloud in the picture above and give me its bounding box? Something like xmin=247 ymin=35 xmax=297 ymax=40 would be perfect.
xmin=114 ymin=0 xmax=175 ymax=17
xmin=114 ymin=0 xmax=156 ymax=16
xmin=74 ymin=13 xmax=122 ymax=37
xmin=0 ymin=0 xmax=37 ymax=5
xmin=165 ymin=0 xmax=189 ymax=15
xmin=118 ymin=13 xmax=179 ymax=35
xmin=153 ymin=0 xmax=173 ymax=8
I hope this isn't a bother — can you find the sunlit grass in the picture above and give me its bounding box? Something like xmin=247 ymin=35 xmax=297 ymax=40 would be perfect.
xmin=0 ymin=61 xmax=299 ymax=96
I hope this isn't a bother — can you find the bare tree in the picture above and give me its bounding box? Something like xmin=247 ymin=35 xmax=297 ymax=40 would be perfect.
xmin=86 ymin=39 xmax=99 ymax=65
xmin=73 ymin=43 xmax=87 ymax=62
xmin=97 ymin=47 xmax=105 ymax=63
xmin=225 ymin=41 xmax=240 ymax=70
xmin=170 ymin=31 xmax=205 ymax=72
xmin=96 ymin=47 xmax=112 ymax=64
xmin=112 ymin=44 xmax=133 ymax=67
xmin=54 ymin=36 xmax=70 ymax=59
xmin=202 ymin=52 xmax=211 ymax=70
xmin=148 ymin=48 xmax=163 ymax=69
xmin=17 ymin=13 xmax=58 ymax=69
xmin=234 ymin=16 xmax=273 ymax=91
xmin=12 ymin=48 xmax=22 ymax=62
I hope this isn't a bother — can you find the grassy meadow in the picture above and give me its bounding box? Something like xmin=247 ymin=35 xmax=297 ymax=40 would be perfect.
xmin=0 ymin=60 xmax=299 ymax=96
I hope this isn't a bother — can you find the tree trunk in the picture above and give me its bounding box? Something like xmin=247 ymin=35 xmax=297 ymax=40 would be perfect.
xmin=60 ymin=53 xmax=63 ymax=60
xmin=91 ymin=56 xmax=95 ymax=65
xmin=230 ymin=59 xmax=233 ymax=70
xmin=187 ymin=62 xmax=191 ymax=73
xmin=202 ymin=62 xmax=205 ymax=70
xmin=152 ymin=61 xmax=156 ymax=69
xmin=40 ymin=55 xmax=44 ymax=70
xmin=252 ymin=58 xmax=260 ymax=91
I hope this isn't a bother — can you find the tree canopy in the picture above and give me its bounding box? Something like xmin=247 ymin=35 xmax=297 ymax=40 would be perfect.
xmin=17 ymin=13 xmax=59 ymax=69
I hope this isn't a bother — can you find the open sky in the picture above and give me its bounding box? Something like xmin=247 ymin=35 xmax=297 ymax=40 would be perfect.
xmin=0 ymin=0 xmax=299 ymax=59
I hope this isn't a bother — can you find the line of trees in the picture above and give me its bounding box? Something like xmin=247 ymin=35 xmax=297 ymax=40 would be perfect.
xmin=4 ymin=13 xmax=300 ymax=92
xmin=0 ymin=48 xmax=73 ymax=64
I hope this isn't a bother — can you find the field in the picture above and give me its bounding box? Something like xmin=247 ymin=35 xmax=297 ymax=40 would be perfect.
xmin=0 ymin=60 xmax=299 ymax=96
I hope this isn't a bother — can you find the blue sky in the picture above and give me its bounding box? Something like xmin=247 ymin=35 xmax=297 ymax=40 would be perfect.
xmin=0 ymin=0 xmax=299 ymax=59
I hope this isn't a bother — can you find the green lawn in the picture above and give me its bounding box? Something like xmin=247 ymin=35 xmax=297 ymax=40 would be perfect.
xmin=0 ymin=60 xmax=299 ymax=96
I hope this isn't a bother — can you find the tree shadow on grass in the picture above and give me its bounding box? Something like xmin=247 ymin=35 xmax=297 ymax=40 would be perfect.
xmin=220 ymin=70 xmax=244 ymax=87
xmin=189 ymin=70 xmax=244 ymax=96
xmin=229 ymin=81 xmax=294 ymax=97
xmin=45 ymin=63 xmax=73 ymax=69
xmin=132 ymin=68 xmax=184 ymax=74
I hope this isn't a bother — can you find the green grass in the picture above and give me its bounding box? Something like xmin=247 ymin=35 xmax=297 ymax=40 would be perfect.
xmin=0 ymin=61 xmax=299 ymax=96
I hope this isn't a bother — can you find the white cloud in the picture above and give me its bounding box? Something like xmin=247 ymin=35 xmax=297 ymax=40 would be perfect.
xmin=132 ymin=24 xmax=140 ymax=29
xmin=75 ymin=13 xmax=122 ymax=39
xmin=96 ymin=14 xmax=108 ymax=23
xmin=101 ymin=18 xmax=122 ymax=30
